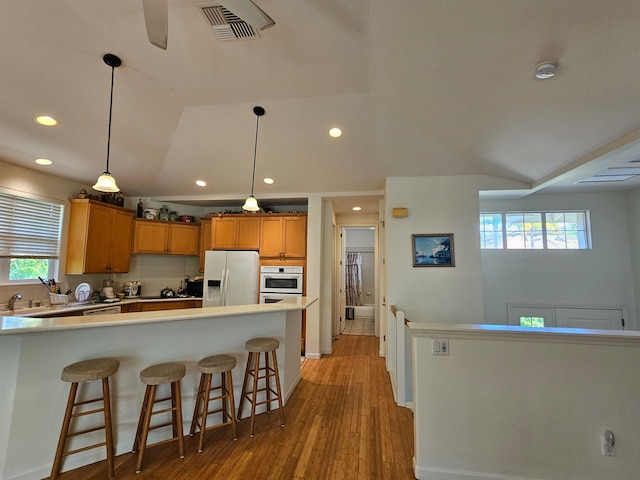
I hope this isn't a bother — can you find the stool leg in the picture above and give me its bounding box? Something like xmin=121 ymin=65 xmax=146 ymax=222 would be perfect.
xmin=270 ymin=351 xmax=285 ymax=427
xmin=172 ymin=380 xmax=185 ymax=459
xmin=102 ymin=377 xmax=116 ymax=480
xmin=132 ymin=384 xmax=152 ymax=454
xmin=195 ymin=373 xmax=212 ymax=452
xmin=264 ymin=352 xmax=271 ymax=413
xmin=135 ymin=384 xmax=156 ymax=473
xmin=249 ymin=350 xmax=260 ymax=437
xmin=226 ymin=370 xmax=238 ymax=440
xmin=237 ymin=352 xmax=253 ymax=420
xmin=51 ymin=382 xmax=78 ymax=480
xmin=190 ymin=373 xmax=206 ymax=436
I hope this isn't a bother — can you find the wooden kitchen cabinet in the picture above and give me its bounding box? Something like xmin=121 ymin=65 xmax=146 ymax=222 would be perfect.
xmin=198 ymin=218 xmax=211 ymax=272
xmin=259 ymin=215 xmax=307 ymax=259
xmin=65 ymin=199 xmax=134 ymax=274
xmin=132 ymin=219 xmax=199 ymax=255
xmin=210 ymin=215 xmax=260 ymax=250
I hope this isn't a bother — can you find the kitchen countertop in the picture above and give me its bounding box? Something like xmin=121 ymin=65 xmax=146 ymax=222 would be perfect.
xmin=0 ymin=296 xmax=203 ymax=318
xmin=0 ymin=296 xmax=317 ymax=335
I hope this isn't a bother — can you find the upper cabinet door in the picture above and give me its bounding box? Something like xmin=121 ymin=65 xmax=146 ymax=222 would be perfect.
xmin=235 ymin=216 xmax=260 ymax=249
xmin=259 ymin=215 xmax=307 ymax=259
xmin=167 ymin=223 xmax=199 ymax=255
xmin=65 ymin=199 xmax=134 ymax=274
xmin=211 ymin=216 xmax=260 ymax=250
xmin=283 ymin=216 xmax=307 ymax=258
xmin=211 ymin=217 xmax=237 ymax=249
xmin=132 ymin=221 xmax=168 ymax=254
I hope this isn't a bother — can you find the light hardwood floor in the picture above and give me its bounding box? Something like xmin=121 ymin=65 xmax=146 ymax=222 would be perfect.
xmin=47 ymin=335 xmax=414 ymax=480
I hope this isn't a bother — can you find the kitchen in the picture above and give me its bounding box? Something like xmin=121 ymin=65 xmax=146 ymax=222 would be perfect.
xmin=1 ymin=192 xmax=308 ymax=317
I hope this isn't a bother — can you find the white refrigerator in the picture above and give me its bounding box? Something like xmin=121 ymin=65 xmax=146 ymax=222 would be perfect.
xmin=203 ymin=250 xmax=260 ymax=307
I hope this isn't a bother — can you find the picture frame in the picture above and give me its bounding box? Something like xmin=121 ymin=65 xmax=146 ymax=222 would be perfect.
xmin=412 ymin=233 xmax=455 ymax=267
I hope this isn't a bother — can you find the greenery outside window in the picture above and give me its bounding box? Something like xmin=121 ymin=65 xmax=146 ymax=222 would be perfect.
xmin=480 ymin=211 xmax=590 ymax=250
xmin=0 ymin=190 xmax=64 ymax=284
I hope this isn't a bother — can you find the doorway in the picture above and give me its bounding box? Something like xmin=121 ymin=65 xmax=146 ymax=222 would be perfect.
xmin=339 ymin=226 xmax=377 ymax=336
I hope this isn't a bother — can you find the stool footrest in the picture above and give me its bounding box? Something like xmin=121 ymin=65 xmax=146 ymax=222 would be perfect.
xmin=63 ymin=441 xmax=107 ymax=457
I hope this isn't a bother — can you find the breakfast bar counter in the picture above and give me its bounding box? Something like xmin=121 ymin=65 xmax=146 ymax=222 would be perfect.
xmin=0 ymin=297 xmax=317 ymax=480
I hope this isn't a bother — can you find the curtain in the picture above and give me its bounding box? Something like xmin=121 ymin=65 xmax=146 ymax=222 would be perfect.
xmin=345 ymin=252 xmax=362 ymax=306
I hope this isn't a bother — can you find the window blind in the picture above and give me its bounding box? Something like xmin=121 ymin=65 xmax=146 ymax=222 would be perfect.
xmin=0 ymin=192 xmax=63 ymax=258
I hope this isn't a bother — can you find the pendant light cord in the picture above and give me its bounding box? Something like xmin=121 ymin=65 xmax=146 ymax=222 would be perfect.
xmin=250 ymin=112 xmax=260 ymax=196
xmin=105 ymin=64 xmax=115 ymax=174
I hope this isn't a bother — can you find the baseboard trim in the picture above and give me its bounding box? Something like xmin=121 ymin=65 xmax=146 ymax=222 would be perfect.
xmin=413 ymin=461 xmax=542 ymax=480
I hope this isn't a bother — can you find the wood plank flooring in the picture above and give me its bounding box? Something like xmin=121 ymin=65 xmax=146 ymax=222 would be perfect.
xmin=48 ymin=335 xmax=414 ymax=480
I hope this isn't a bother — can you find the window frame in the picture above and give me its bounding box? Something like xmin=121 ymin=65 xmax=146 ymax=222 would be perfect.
xmin=0 ymin=188 xmax=64 ymax=285
xmin=480 ymin=210 xmax=591 ymax=250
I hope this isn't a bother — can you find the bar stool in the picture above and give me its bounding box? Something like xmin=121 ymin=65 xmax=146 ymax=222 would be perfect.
xmin=237 ymin=337 xmax=285 ymax=437
xmin=189 ymin=354 xmax=238 ymax=452
xmin=132 ymin=362 xmax=185 ymax=473
xmin=51 ymin=358 xmax=120 ymax=480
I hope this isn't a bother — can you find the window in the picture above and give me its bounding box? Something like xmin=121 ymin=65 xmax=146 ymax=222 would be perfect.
xmin=0 ymin=191 xmax=64 ymax=283
xmin=480 ymin=211 xmax=590 ymax=250
xmin=519 ymin=317 xmax=545 ymax=328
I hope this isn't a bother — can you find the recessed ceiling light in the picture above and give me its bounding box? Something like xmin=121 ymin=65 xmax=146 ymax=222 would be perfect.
xmin=352 ymin=206 xmax=362 ymax=211
xmin=35 ymin=115 xmax=57 ymax=126
xmin=263 ymin=177 xmax=274 ymax=184
xmin=35 ymin=158 xmax=53 ymax=165
xmin=329 ymin=127 xmax=342 ymax=138
xmin=195 ymin=180 xmax=206 ymax=187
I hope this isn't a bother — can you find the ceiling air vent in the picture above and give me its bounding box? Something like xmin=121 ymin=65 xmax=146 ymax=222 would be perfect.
xmin=198 ymin=3 xmax=260 ymax=41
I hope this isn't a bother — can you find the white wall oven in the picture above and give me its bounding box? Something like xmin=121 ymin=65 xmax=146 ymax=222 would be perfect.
xmin=259 ymin=265 xmax=303 ymax=304
xmin=259 ymin=266 xmax=303 ymax=295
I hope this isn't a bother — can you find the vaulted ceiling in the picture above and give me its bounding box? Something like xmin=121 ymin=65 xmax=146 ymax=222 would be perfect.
xmin=2 ymin=1 xmax=640 ymax=214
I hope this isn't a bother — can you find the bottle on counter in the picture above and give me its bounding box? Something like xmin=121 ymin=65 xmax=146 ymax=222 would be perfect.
xmin=137 ymin=199 xmax=144 ymax=218
xmin=169 ymin=210 xmax=178 ymax=221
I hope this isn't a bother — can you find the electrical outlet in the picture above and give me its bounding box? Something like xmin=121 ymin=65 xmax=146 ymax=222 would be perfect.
xmin=603 ymin=441 xmax=616 ymax=456
xmin=603 ymin=430 xmax=616 ymax=456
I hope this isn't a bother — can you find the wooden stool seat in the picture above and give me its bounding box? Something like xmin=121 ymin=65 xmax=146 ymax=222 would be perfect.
xmin=197 ymin=354 xmax=237 ymax=374
xmin=238 ymin=337 xmax=285 ymax=437
xmin=61 ymin=358 xmax=120 ymax=383
xmin=245 ymin=337 xmax=280 ymax=352
xmin=139 ymin=362 xmax=186 ymax=385
xmin=51 ymin=358 xmax=119 ymax=480
xmin=190 ymin=354 xmax=238 ymax=451
xmin=133 ymin=362 xmax=185 ymax=473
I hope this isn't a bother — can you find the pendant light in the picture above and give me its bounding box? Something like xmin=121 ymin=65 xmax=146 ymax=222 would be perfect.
xmin=242 ymin=106 xmax=265 ymax=212
xmin=93 ymin=54 xmax=121 ymax=193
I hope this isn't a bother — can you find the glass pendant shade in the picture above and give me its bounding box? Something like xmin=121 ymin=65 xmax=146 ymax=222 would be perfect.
xmin=242 ymin=195 xmax=259 ymax=212
xmin=93 ymin=172 xmax=120 ymax=192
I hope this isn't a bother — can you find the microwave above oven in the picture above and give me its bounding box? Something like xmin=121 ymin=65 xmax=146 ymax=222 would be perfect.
xmin=259 ymin=266 xmax=303 ymax=294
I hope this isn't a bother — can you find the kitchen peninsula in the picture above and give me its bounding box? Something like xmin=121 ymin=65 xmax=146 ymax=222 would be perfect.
xmin=0 ymin=297 xmax=316 ymax=480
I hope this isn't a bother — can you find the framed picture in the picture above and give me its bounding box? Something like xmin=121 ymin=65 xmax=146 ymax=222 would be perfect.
xmin=412 ymin=233 xmax=455 ymax=267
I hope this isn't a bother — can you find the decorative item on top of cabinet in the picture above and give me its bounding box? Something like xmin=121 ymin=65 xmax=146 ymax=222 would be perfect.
xmin=259 ymin=214 xmax=307 ymax=260
xmin=66 ymin=199 xmax=134 ymax=274
xmin=132 ymin=219 xmax=199 ymax=255
xmin=210 ymin=214 xmax=260 ymax=250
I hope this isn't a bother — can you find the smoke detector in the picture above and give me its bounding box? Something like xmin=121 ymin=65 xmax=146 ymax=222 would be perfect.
xmin=535 ymin=62 xmax=558 ymax=79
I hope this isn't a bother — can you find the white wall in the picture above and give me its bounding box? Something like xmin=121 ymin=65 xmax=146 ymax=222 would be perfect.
xmin=409 ymin=323 xmax=640 ymax=480
xmin=625 ymin=187 xmax=640 ymax=328
xmin=481 ymin=191 xmax=637 ymax=329
xmin=386 ymin=176 xmax=485 ymax=323
xmin=385 ymin=175 xmax=490 ymax=405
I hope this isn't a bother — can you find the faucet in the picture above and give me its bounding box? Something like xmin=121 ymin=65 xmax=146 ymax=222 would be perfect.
xmin=8 ymin=293 xmax=22 ymax=311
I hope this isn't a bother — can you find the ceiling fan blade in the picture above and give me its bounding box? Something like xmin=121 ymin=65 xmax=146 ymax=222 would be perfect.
xmin=219 ymin=0 xmax=275 ymax=30
xmin=142 ymin=0 xmax=168 ymax=49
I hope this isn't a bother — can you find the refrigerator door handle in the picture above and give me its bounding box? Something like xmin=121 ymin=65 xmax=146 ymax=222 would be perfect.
xmin=224 ymin=269 xmax=231 ymax=306
xmin=220 ymin=268 xmax=226 ymax=306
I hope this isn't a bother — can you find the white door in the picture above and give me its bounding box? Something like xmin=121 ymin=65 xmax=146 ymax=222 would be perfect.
xmin=339 ymin=227 xmax=347 ymax=334
xmin=555 ymin=308 xmax=624 ymax=330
